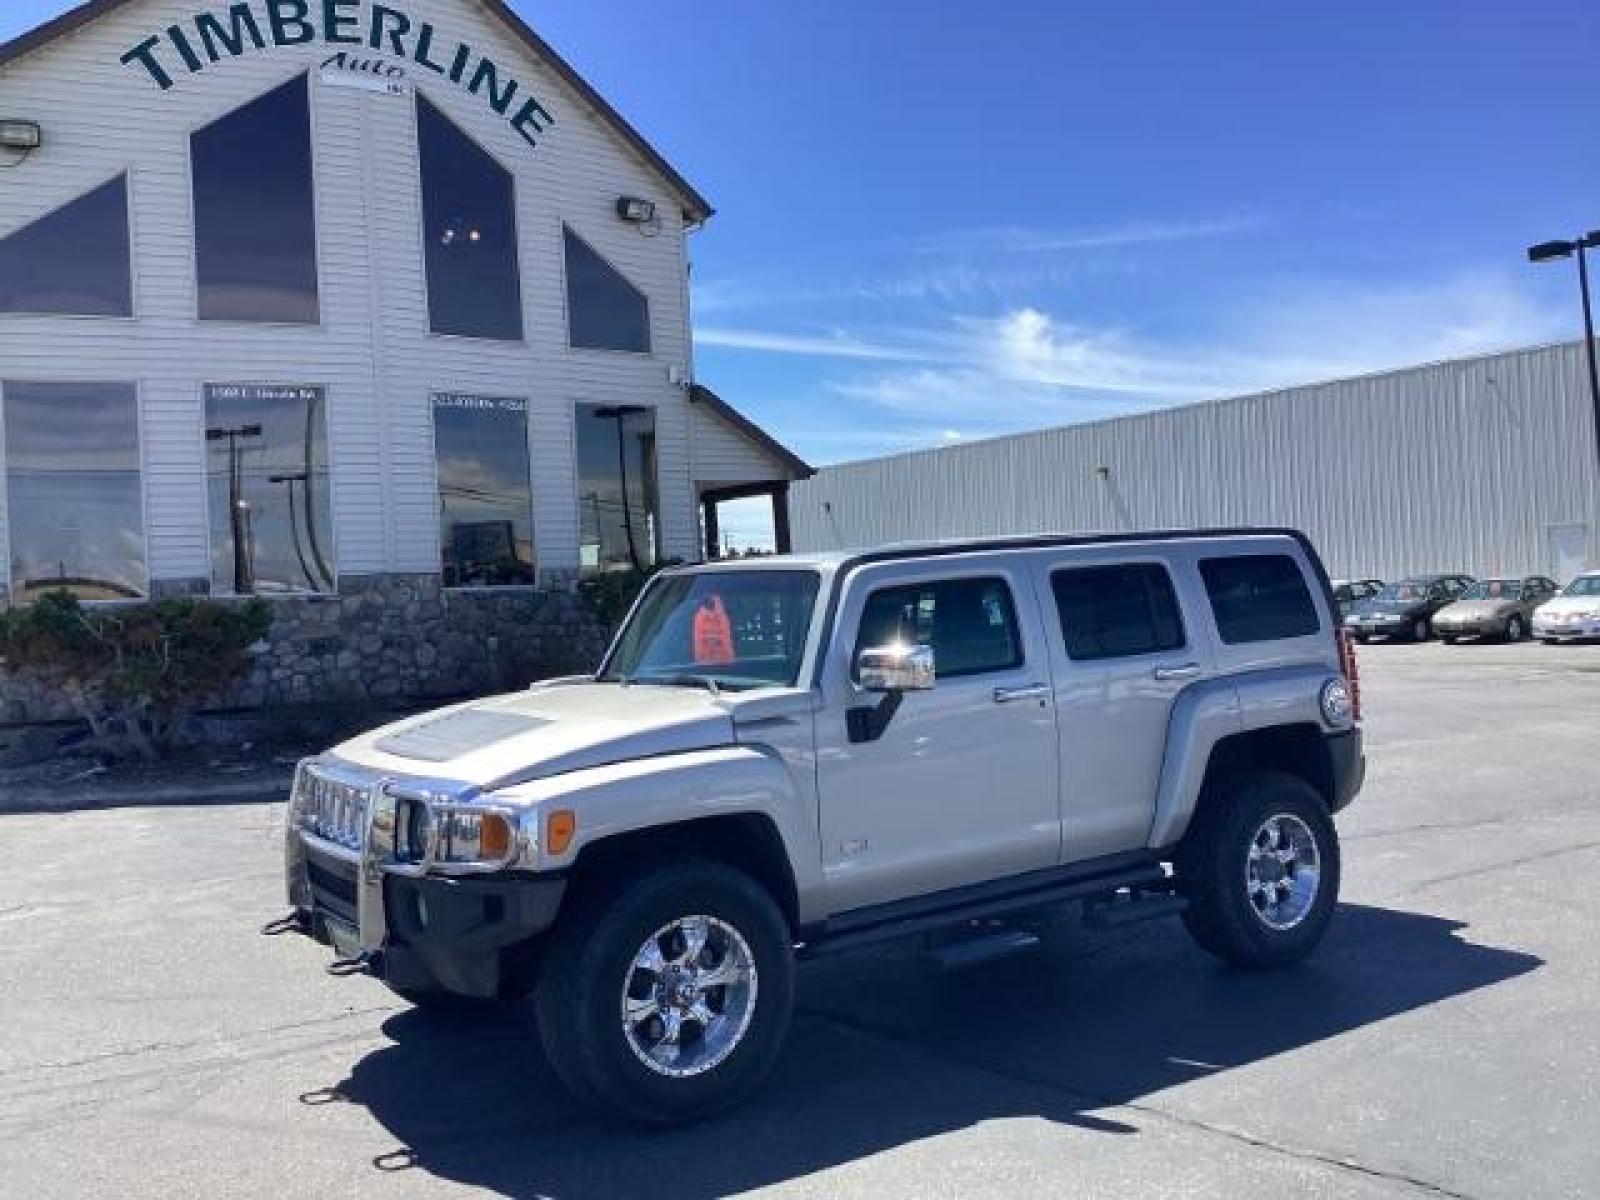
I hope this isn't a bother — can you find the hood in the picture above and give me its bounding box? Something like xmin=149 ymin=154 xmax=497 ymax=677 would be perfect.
xmin=1538 ymin=595 xmax=1600 ymax=616
xmin=328 ymin=682 xmax=733 ymax=790
xmin=1438 ymin=599 xmax=1515 ymax=620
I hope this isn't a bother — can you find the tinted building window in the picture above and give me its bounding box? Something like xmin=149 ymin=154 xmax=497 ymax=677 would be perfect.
xmin=4 ymin=381 xmax=144 ymax=601
xmin=0 ymin=176 xmax=132 ymax=317
xmin=418 ymin=95 xmax=522 ymax=340
xmin=1200 ymin=554 xmax=1320 ymax=643
xmin=576 ymin=403 xmax=659 ymax=573
xmin=1052 ymin=563 xmax=1186 ymax=661
xmin=204 ymin=384 xmax=333 ymax=595
xmin=564 ymin=226 xmax=650 ymax=352
xmin=192 ymin=75 xmax=320 ymax=323
xmin=856 ymin=576 xmax=1022 ymax=678
xmin=433 ymin=394 xmax=534 ymax=587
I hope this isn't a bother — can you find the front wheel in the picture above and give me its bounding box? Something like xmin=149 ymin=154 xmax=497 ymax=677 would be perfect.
xmin=534 ymin=861 xmax=795 ymax=1126
xmin=1412 ymin=618 xmax=1431 ymax=642
xmin=1505 ymin=615 xmax=1526 ymax=642
xmin=1177 ymin=771 xmax=1341 ymax=968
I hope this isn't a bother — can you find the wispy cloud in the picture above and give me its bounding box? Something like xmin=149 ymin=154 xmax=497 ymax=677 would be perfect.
xmin=699 ymin=268 xmax=1571 ymax=461
xmin=901 ymin=213 xmax=1269 ymax=257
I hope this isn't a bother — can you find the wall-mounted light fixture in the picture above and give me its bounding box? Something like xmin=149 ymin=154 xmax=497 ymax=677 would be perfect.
xmin=1094 ymin=465 xmax=1111 ymax=480
xmin=0 ymin=119 xmax=42 ymax=166
xmin=615 ymin=195 xmax=657 ymax=224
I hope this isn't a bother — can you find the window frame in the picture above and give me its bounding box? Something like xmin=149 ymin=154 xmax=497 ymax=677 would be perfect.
xmin=851 ymin=573 xmax=1026 ymax=682
xmin=1049 ymin=559 xmax=1189 ymax=663
xmin=427 ymin=389 xmax=538 ymax=591
xmin=185 ymin=70 xmax=325 ymax=329
xmin=0 ymin=169 xmax=140 ymax=322
xmin=197 ymin=381 xmax=340 ymax=599
xmin=2 ymin=378 xmax=150 ymax=604
xmin=1198 ymin=552 xmax=1322 ymax=646
xmin=559 ymin=220 xmax=653 ymax=356
xmin=413 ymin=90 xmax=526 ymax=345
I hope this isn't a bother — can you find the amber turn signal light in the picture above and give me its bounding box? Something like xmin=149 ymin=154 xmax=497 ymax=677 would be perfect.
xmin=546 ymin=809 xmax=577 ymax=856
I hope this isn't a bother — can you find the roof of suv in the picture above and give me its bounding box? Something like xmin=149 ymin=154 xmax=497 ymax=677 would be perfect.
xmin=690 ymin=527 xmax=1322 ymax=573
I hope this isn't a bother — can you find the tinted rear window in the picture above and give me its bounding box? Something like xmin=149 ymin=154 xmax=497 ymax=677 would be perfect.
xmin=1200 ymin=554 xmax=1320 ymax=643
xmin=1051 ymin=563 xmax=1186 ymax=661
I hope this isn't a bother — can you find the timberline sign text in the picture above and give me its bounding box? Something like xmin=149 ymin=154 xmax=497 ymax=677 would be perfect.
xmin=119 ymin=1 xmax=555 ymax=149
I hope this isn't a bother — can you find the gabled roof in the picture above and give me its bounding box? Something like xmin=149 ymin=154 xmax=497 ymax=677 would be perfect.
xmin=690 ymin=383 xmax=815 ymax=480
xmin=0 ymin=0 xmax=713 ymax=222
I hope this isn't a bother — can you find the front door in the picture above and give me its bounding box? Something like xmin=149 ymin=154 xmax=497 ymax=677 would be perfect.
xmin=1033 ymin=553 xmax=1202 ymax=862
xmin=815 ymin=562 xmax=1059 ymax=914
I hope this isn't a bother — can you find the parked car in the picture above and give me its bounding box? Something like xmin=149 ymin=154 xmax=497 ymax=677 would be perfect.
xmin=1332 ymin=578 xmax=1384 ymax=618
xmin=1432 ymin=576 xmax=1560 ymax=643
xmin=277 ymin=529 xmax=1363 ymax=1125
xmin=1343 ymin=573 xmax=1474 ymax=642
xmin=1532 ymin=571 xmax=1600 ymax=643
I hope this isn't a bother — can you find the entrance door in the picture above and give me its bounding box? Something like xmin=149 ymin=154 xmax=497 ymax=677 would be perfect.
xmin=815 ymin=562 xmax=1060 ymax=914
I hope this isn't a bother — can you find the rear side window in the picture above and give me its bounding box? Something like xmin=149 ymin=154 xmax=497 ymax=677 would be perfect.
xmin=1051 ymin=563 xmax=1186 ymax=661
xmin=855 ymin=576 xmax=1022 ymax=679
xmin=1200 ymin=554 xmax=1320 ymax=643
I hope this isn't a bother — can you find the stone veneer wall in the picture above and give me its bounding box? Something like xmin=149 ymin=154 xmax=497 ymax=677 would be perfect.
xmin=0 ymin=572 xmax=614 ymax=726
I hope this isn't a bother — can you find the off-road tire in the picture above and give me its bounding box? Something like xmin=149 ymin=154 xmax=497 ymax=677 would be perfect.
xmin=534 ymin=860 xmax=794 ymax=1126
xmin=1177 ymin=771 xmax=1340 ymax=968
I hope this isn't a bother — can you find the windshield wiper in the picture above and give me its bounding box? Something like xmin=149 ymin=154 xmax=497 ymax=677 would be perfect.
xmin=621 ymin=673 xmax=722 ymax=696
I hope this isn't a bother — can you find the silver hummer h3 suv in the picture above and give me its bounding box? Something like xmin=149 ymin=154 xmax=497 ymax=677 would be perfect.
xmin=279 ymin=529 xmax=1364 ymax=1125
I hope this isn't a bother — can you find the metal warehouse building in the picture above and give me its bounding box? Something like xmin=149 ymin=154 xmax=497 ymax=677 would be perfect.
xmin=791 ymin=340 xmax=1600 ymax=584
xmin=0 ymin=0 xmax=810 ymax=719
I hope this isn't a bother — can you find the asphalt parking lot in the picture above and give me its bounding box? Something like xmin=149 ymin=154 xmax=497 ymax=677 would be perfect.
xmin=2 ymin=640 xmax=1597 ymax=1199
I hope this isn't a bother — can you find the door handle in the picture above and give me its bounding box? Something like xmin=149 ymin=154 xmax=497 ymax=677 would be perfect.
xmin=993 ymin=683 xmax=1050 ymax=704
xmin=1152 ymin=662 xmax=1201 ymax=682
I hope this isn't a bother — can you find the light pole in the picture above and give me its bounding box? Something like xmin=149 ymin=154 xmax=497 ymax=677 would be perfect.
xmin=205 ymin=422 xmax=262 ymax=593
xmin=1527 ymin=231 xmax=1600 ymax=473
xmin=594 ymin=404 xmax=649 ymax=571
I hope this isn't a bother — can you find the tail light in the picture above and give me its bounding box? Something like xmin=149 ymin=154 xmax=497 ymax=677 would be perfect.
xmin=1336 ymin=628 xmax=1362 ymax=721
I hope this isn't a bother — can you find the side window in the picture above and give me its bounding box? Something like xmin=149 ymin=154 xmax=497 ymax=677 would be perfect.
xmin=1051 ymin=562 xmax=1185 ymax=661
xmin=855 ymin=576 xmax=1022 ymax=680
xmin=1199 ymin=554 xmax=1320 ymax=644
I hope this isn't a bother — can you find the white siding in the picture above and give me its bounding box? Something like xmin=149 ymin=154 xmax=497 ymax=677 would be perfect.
xmin=792 ymin=341 xmax=1600 ymax=581
xmin=0 ymin=0 xmax=710 ymax=591
xmin=690 ymin=401 xmax=792 ymax=489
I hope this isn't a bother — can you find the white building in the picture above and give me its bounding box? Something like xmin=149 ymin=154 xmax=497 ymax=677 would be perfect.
xmin=0 ymin=0 xmax=810 ymax=713
xmin=792 ymin=340 xmax=1600 ymax=584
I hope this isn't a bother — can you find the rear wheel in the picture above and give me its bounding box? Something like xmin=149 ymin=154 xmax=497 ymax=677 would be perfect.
xmin=534 ymin=860 xmax=795 ymax=1126
xmin=1177 ymin=771 xmax=1340 ymax=968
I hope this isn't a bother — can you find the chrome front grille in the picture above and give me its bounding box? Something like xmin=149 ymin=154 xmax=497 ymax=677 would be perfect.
xmin=295 ymin=764 xmax=370 ymax=852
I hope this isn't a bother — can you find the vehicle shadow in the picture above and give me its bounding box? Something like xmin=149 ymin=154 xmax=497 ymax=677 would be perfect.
xmin=315 ymin=902 xmax=1539 ymax=1199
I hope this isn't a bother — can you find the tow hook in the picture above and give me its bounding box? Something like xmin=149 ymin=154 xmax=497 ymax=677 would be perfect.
xmin=327 ymin=951 xmax=380 ymax=978
xmin=261 ymin=911 xmax=310 ymax=937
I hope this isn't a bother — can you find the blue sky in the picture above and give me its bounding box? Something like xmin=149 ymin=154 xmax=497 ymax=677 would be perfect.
xmin=4 ymin=1 xmax=1597 ymax=545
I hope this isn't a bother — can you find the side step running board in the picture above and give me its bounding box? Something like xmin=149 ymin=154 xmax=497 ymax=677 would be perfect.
xmin=802 ymin=861 xmax=1167 ymax=959
xmin=1083 ymin=892 xmax=1188 ymax=930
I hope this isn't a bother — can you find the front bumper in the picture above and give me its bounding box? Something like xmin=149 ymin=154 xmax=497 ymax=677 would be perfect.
xmin=1345 ymin=615 xmax=1421 ymax=639
xmin=1533 ymin=617 xmax=1600 ymax=640
xmin=285 ymin=763 xmax=565 ymax=998
xmin=291 ymin=834 xmax=564 ymax=997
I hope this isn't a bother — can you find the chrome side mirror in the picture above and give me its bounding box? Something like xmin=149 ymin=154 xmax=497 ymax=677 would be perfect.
xmin=857 ymin=643 xmax=935 ymax=692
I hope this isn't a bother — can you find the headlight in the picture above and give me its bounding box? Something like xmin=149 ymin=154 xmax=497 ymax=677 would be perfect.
xmin=393 ymin=792 xmax=524 ymax=874
xmin=1320 ymin=678 xmax=1354 ymax=726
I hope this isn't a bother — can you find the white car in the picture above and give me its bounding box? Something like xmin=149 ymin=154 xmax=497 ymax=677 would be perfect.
xmin=1533 ymin=571 xmax=1600 ymax=642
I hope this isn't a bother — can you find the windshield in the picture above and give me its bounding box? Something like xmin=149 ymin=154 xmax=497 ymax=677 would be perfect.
xmin=1562 ymin=575 xmax=1600 ymax=597
xmin=1461 ymin=579 xmax=1521 ymax=600
xmin=602 ymin=569 xmax=822 ymax=691
xmin=1376 ymin=581 xmax=1430 ymax=601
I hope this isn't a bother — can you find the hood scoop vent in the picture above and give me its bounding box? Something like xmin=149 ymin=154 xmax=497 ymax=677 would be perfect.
xmin=375 ymin=709 xmax=551 ymax=762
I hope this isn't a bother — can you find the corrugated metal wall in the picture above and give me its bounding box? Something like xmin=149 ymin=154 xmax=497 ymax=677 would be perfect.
xmin=791 ymin=341 xmax=1600 ymax=581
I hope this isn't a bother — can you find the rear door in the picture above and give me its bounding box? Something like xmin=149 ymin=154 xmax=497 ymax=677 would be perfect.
xmin=815 ymin=558 xmax=1060 ymax=912
xmin=1028 ymin=546 xmax=1207 ymax=862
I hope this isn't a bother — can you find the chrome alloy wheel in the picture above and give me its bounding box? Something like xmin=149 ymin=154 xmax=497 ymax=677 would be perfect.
xmin=620 ymin=914 xmax=758 ymax=1078
xmin=1245 ymin=814 xmax=1322 ymax=930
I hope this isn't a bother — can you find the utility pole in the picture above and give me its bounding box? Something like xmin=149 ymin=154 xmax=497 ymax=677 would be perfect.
xmin=205 ymin=422 xmax=262 ymax=593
